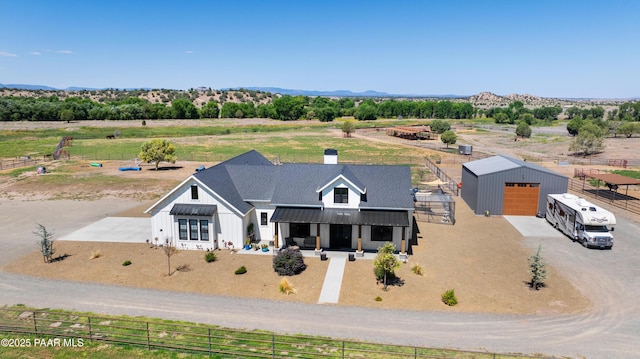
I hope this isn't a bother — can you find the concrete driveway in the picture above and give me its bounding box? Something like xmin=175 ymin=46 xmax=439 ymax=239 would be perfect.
xmin=504 ymin=215 xmax=564 ymax=237
xmin=59 ymin=217 xmax=149 ymax=243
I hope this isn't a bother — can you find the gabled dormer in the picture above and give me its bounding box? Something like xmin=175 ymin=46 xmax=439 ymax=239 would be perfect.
xmin=316 ymin=166 xmax=366 ymax=209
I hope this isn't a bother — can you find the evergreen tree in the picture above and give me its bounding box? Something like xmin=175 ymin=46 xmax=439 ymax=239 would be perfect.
xmin=528 ymin=245 xmax=547 ymax=290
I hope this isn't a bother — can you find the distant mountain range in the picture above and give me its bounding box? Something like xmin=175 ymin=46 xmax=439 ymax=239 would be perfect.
xmin=0 ymin=83 xmax=460 ymax=98
xmin=1 ymin=83 xmax=637 ymax=101
xmin=228 ymin=87 xmax=462 ymax=98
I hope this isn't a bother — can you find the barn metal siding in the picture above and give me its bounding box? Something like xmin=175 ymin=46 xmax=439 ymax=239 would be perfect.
xmin=475 ymin=167 xmax=568 ymax=215
xmin=460 ymin=167 xmax=479 ymax=213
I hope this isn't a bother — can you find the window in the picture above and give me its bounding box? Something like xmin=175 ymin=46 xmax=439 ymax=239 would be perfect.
xmin=505 ymin=183 xmax=515 ymax=187
xmin=191 ymin=185 xmax=199 ymax=200
xmin=371 ymin=226 xmax=393 ymax=242
xmin=178 ymin=219 xmax=188 ymax=240
xmin=189 ymin=219 xmax=198 ymax=240
xmin=199 ymin=220 xmax=209 ymax=241
xmin=261 ymin=212 xmax=268 ymax=226
xmin=334 ymin=188 xmax=348 ymax=204
xmin=517 ymin=183 xmax=527 ymax=188
xmin=290 ymin=223 xmax=310 ymax=238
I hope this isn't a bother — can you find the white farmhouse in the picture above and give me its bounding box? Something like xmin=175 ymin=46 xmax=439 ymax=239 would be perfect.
xmin=145 ymin=150 xmax=415 ymax=254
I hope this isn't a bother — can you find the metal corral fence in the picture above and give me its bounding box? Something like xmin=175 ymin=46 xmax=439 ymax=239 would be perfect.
xmin=424 ymin=157 xmax=460 ymax=196
xmin=568 ymin=177 xmax=640 ymax=215
xmin=0 ymin=307 xmax=554 ymax=359
xmin=0 ymin=156 xmax=47 ymax=171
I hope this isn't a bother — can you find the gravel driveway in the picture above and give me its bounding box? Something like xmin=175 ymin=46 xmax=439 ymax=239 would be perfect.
xmin=1 ymin=198 xmax=639 ymax=358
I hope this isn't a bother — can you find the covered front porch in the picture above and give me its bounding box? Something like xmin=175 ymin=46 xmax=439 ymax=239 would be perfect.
xmin=270 ymin=207 xmax=411 ymax=255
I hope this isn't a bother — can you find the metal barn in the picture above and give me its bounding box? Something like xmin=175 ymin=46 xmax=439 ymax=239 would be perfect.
xmin=461 ymin=156 xmax=568 ymax=216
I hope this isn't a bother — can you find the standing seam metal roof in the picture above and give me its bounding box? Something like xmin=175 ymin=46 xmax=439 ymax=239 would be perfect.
xmin=463 ymin=155 xmax=566 ymax=178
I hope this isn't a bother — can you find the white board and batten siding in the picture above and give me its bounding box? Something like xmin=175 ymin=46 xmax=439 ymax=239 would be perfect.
xmin=148 ymin=178 xmax=246 ymax=250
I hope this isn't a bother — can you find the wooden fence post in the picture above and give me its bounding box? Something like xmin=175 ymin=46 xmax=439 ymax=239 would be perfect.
xmin=146 ymin=322 xmax=150 ymax=350
xmin=33 ymin=310 xmax=37 ymax=334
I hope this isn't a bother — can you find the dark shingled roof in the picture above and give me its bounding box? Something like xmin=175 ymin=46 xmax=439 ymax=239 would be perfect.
xmin=193 ymin=150 xmax=414 ymax=215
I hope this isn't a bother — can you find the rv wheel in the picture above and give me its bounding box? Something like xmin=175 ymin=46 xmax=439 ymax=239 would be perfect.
xmin=581 ymin=238 xmax=589 ymax=248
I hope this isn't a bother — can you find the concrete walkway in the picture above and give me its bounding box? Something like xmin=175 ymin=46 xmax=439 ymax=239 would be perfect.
xmin=317 ymin=257 xmax=346 ymax=304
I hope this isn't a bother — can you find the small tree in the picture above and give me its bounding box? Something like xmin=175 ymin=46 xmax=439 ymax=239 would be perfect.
xmin=164 ymin=238 xmax=178 ymax=276
xmin=429 ymin=119 xmax=451 ymax=134
xmin=341 ymin=120 xmax=355 ymax=137
xmin=569 ymin=122 xmax=605 ymax=156
xmin=139 ymin=139 xmax=177 ymax=170
xmin=440 ymin=130 xmax=457 ymax=148
xmin=373 ymin=243 xmax=401 ymax=291
xmin=515 ymin=122 xmax=532 ymax=138
xmin=34 ymin=223 xmax=55 ymax=263
xmin=528 ymin=245 xmax=547 ymax=290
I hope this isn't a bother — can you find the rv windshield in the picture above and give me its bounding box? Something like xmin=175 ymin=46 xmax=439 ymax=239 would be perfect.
xmin=584 ymin=225 xmax=609 ymax=232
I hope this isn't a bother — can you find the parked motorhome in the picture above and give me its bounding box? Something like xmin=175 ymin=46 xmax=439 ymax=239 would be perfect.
xmin=545 ymin=193 xmax=615 ymax=249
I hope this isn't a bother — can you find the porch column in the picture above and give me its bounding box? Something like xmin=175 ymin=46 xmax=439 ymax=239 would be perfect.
xmin=315 ymin=223 xmax=320 ymax=251
xmin=399 ymin=227 xmax=408 ymax=260
xmin=356 ymin=224 xmax=363 ymax=257
xmin=274 ymin=222 xmax=279 ymax=248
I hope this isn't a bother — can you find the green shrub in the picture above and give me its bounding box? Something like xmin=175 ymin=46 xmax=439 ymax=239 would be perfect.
xmin=235 ymin=266 xmax=247 ymax=275
xmin=272 ymin=248 xmax=306 ymax=276
xmin=441 ymin=289 xmax=458 ymax=306
xmin=374 ymin=296 xmax=383 ymax=302
xmin=122 ymin=260 xmax=132 ymax=266
xmin=205 ymin=252 xmax=217 ymax=263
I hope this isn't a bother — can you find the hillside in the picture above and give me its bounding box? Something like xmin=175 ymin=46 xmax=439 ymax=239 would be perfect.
xmin=0 ymin=86 xmax=634 ymax=109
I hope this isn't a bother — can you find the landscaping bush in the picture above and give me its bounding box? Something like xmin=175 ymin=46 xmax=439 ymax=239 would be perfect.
xmin=411 ymin=264 xmax=424 ymax=275
xmin=441 ymin=289 xmax=458 ymax=306
xmin=278 ymin=278 xmax=296 ymax=294
xmin=374 ymin=296 xmax=383 ymax=302
xmin=204 ymin=251 xmax=217 ymax=263
xmin=272 ymin=248 xmax=306 ymax=276
xmin=122 ymin=260 xmax=132 ymax=266
xmin=235 ymin=266 xmax=247 ymax=275
xmin=89 ymin=250 xmax=101 ymax=260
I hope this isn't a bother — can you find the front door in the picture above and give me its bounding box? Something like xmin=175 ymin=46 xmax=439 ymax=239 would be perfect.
xmin=330 ymin=224 xmax=352 ymax=249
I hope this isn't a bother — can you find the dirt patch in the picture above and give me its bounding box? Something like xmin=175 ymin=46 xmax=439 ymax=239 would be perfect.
xmin=3 ymin=197 xmax=589 ymax=315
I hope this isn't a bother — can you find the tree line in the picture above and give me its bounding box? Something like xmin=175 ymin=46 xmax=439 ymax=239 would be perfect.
xmin=0 ymin=93 xmax=477 ymax=122
xmin=1 ymin=91 xmax=638 ymax=128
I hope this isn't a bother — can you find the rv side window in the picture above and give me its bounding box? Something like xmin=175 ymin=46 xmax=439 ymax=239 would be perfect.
xmin=589 ymin=207 xmax=596 ymax=211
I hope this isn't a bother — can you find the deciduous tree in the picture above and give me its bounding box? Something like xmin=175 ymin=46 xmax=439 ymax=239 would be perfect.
xmin=440 ymin=130 xmax=457 ymax=148
xmin=515 ymin=122 xmax=532 ymax=138
xmin=373 ymin=243 xmax=401 ymax=291
xmin=34 ymin=224 xmax=55 ymax=263
xmin=569 ymin=122 xmax=605 ymax=156
xmin=139 ymin=139 xmax=177 ymax=170
xmin=341 ymin=120 xmax=355 ymax=137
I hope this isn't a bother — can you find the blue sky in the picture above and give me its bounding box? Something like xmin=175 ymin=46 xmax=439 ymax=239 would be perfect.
xmin=1 ymin=0 xmax=638 ymax=98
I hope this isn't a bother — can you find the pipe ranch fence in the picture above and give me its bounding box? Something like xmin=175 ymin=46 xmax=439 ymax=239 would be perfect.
xmin=0 ymin=308 xmax=553 ymax=359
xmin=568 ymin=177 xmax=640 ymax=216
